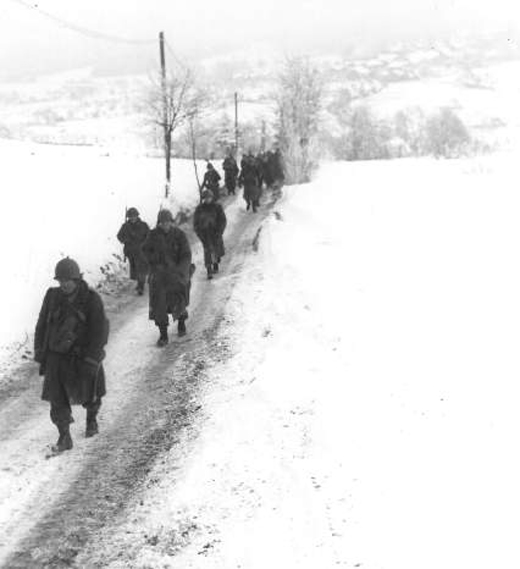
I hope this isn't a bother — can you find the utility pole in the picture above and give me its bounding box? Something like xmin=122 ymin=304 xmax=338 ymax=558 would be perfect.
xmin=159 ymin=31 xmax=171 ymax=198
xmin=234 ymin=92 xmax=239 ymax=159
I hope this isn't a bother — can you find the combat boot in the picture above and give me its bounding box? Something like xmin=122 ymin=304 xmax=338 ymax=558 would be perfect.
xmin=213 ymin=262 xmax=219 ymax=273
xmin=85 ymin=411 xmax=99 ymax=438
xmin=51 ymin=424 xmax=73 ymax=453
xmin=157 ymin=325 xmax=169 ymax=347
xmin=206 ymin=266 xmax=213 ymax=280
xmin=177 ymin=317 xmax=187 ymax=337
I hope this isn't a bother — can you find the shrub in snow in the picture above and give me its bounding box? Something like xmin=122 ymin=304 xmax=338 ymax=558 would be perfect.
xmin=394 ymin=107 xmax=427 ymax=156
xmin=325 ymin=105 xmax=479 ymax=161
xmin=338 ymin=106 xmax=393 ymax=161
xmin=424 ymin=107 xmax=471 ymax=158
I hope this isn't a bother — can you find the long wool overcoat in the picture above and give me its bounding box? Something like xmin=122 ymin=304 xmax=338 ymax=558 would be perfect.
xmin=193 ymin=202 xmax=227 ymax=267
xmin=239 ymin=159 xmax=262 ymax=207
xmin=34 ymin=281 xmax=108 ymax=405
xmin=202 ymin=169 xmax=222 ymax=200
xmin=116 ymin=218 xmax=150 ymax=280
xmin=142 ymin=226 xmax=192 ymax=325
xmin=222 ymin=157 xmax=239 ymax=191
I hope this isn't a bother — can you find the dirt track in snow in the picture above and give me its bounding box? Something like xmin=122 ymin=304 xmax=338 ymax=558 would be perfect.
xmin=0 ymin=191 xmax=279 ymax=568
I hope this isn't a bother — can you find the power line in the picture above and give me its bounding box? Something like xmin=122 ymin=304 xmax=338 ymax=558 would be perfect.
xmin=164 ymin=39 xmax=189 ymax=69
xmin=9 ymin=0 xmax=156 ymax=45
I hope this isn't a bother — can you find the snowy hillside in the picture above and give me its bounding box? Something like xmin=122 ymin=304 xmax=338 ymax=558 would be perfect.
xmin=1 ymin=32 xmax=518 ymax=154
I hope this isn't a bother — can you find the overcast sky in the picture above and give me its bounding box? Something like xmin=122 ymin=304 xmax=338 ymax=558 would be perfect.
xmin=0 ymin=0 xmax=518 ymax=80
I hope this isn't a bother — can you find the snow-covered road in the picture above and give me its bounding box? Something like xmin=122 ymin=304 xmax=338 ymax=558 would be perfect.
xmin=3 ymin=154 xmax=520 ymax=569
xmin=0 ymin=191 xmax=278 ymax=568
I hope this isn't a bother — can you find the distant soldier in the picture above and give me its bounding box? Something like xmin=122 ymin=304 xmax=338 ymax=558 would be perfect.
xmin=238 ymin=151 xmax=262 ymax=212
xmin=272 ymin=148 xmax=285 ymax=188
xmin=222 ymin=152 xmax=239 ymax=195
xmin=142 ymin=209 xmax=193 ymax=347
xmin=255 ymin=152 xmax=265 ymax=189
xmin=262 ymin=150 xmax=275 ymax=189
xmin=34 ymin=258 xmax=109 ymax=454
xmin=116 ymin=207 xmax=149 ymax=295
xmin=201 ymin=162 xmax=222 ymax=200
xmin=194 ymin=189 xmax=227 ymax=280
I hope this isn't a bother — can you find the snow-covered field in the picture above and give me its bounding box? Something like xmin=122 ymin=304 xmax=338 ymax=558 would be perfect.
xmin=362 ymin=59 xmax=520 ymax=146
xmin=97 ymin=152 xmax=520 ymax=568
xmin=0 ymin=139 xmax=205 ymax=359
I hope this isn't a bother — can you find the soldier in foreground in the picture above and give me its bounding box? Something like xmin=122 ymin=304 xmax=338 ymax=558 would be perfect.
xmin=142 ymin=209 xmax=193 ymax=347
xmin=116 ymin=207 xmax=149 ymax=295
xmin=34 ymin=258 xmax=109 ymax=454
xmin=201 ymin=162 xmax=222 ymax=200
xmin=222 ymin=151 xmax=239 ymax=195
xmin=193 ymin=189 xmax=227 ymax=280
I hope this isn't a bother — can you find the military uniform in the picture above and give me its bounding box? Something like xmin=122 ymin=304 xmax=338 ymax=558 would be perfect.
xmin=222 ymin=156 xmax=239 ymax=195
xmin=239 ymin=155 xmax=262 ymax=212
xmin=117 ymin=208 xmax=149 ymax=294
xmin=142 ymin=210 xmax=193 ymax=345
xmin=34 ymin=258 xmax=108 ymax=453
xmin=194 ymin=192 xmax=227 ymax=279
xmin=201 ymin=164 xmax=222 ymax=200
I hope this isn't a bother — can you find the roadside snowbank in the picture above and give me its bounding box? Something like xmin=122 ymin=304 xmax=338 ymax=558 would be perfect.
xmin=0 ymin=139 xmax=208 ymax=358
xmin=102 ymin=153 xmax=520 ymax=568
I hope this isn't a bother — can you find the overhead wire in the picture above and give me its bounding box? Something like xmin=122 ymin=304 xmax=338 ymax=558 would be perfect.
xmin=164 ymin=39 xmax=189 ymax=69
xmin=8 ymin=0 xmax=156 ymax=45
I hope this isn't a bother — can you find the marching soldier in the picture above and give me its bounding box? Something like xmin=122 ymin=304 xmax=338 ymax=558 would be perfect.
xmin=194 ymin=189 xmax=227 ymax=280
xmin=34 ymin=258 xmax=109 ymax=454
xmin=142 ymin=209 xmax=193 ymax=347
xmin=116 ymin=207 xmax=149 ymax=295
xmin=201 ymin=162 xmax=222 ymax=200
xmin=238 ymin=151 xmax=262 ymax=212
xmin=222 ymin=152 xmax=239 ymax=195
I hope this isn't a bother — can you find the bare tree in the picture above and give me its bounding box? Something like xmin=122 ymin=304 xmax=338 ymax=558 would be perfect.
xmin=276 ymin=57 xmax=323 ymax=184
xmin=146 ymin=67 xmax=196 ymax=197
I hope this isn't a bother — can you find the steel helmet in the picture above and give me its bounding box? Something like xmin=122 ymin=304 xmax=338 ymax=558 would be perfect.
xmin=126 ymin=207 xmax=139 ymax=218
xmin=157 ymin=209 xmax=174 ymax=223
xmin=54 ymin=257 xmax=81 ymax=281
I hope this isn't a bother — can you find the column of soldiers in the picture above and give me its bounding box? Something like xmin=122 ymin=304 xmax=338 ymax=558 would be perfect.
xmin=240 ymin=148 xmax=284 ymax=211
xmin=203 ymin=147 xmax=284 ymax=212
xmin=33 ymin=147 xmax=284 ymax=454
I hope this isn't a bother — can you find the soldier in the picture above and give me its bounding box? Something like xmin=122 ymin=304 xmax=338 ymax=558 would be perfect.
xmin=201 ymin=162 xmax=222 ymax=200
xmin=262 ymin=150 xmax=275 ymax=189
xmin=238 ymin=151 xmax=262 ymax=212
xmin=142 ymin=209 xmax=193 ymax=347
xmin=194 ymin=189 xmax=227 ymax=280
xmin=272 ymin=148 xmax=285 ymax=188
xmin=116 ymin=207 xmax=149 ymax=295
xmin=34 ymin=258 xmax=109 ymax=454
xmin=222 ymin=151 xmax=239 ymax=195
xmin=255 ymin=152 xmax=265 ymax=189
